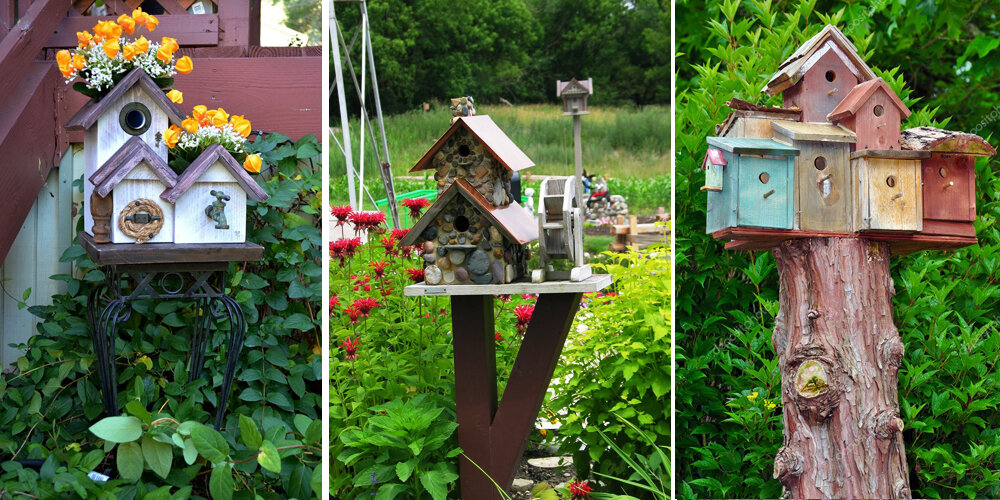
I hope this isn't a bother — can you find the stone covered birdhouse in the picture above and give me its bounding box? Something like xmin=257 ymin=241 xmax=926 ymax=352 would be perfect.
xmin=400 ymin=115 xmax=538 ymax=285
xmin=160 ymin=145 xmax=269 ymax=244
xmin=556 ymin=78 xmax=593 ymax=116
xmin=770 ymin=120 xmax=857 ymax=231
xmin=828 ymin=78 xmax=911 ymax=150
xmin=65 ymin=68 xmax=185 ymax=240
xmin=763 ymin=24 xmax=877 ymax=123
xmin=703 ymin=137 xmax=799 ymax=233
xmin=902 ymin=127 xmax=997 ymax=237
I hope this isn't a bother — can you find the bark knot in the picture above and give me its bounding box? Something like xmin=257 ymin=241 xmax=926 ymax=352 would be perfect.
xmin=873 ymin=409 xmax=905 ymax=439
xmin=773 ymin=446 xmax=803 ymax=486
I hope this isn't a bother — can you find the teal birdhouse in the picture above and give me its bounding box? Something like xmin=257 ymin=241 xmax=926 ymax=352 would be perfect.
xmin=704 ymin=137 xmax=799 ymax=234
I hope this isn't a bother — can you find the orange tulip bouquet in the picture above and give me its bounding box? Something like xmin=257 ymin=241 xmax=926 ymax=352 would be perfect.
xmin=164 ymin=105 xmax=264 ymax=175
xmin=56 ymin=7 xmax=192 ymax=99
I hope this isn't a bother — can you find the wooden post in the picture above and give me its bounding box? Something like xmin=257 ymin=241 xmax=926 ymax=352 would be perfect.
xmin=572 ymin=114 xmax=584 ymax=267
xmin=450 ymin=293 xmax=582 ymax=498
xmin=771 ymin=237 xmax=910 ymax=499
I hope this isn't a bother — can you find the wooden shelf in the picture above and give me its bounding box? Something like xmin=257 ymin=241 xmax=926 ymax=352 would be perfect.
xmin=404 ymin=274 xmax=613 ymax=297
xmin=79 ymin=232 xmax=265 ymax=266
xmin=712 ymin=227 xmax=977 ymax=255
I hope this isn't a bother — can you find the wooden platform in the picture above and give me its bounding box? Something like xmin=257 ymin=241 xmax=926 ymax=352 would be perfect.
xmin=713 ymin=227 xmax=977 ymax=255
xmin=404 ymin=274 xmax=612 ymax=297
xmin=79 ymin=232 xmax=265 ymax=266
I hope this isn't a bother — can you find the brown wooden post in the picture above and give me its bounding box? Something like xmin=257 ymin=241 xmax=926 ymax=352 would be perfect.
xmin=771 ymin=237 xmax=910 ymax=499
xmin=450 ymin=292 xmax=583 ymax=499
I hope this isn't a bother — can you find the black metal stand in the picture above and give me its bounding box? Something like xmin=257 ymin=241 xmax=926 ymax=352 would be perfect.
xmin=86 ymin=263 xmax=245 ymax=429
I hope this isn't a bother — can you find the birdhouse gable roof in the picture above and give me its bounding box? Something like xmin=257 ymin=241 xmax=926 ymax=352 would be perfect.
xmin=770 ymin=121 xmax=857 ymax=143
xmin=556 ymin=78 xmax=593 ymax=97
xmin=409 ymin=115 xmax=534 ymax=173
xmin=399 ymin=179 xmax=538 ymax=247
xmin=706 ymin=136 xmax=800 ymax=156
xmin=827 ymin=78 xmax=910 ymax=121
xmin=160 ymin=145 xmax=269 ymax=204
xmin=64 ymin=68 xmax=185 ymax=131
xmin=91 ymin=136 xmax=177 ymax=197
xmin=763 ymin=24 xmax=876 ymax=95
xmin=702 ymin=148 xmax=726 ymax=169
xmin=900 ymin=126 xmax=996 ymax=156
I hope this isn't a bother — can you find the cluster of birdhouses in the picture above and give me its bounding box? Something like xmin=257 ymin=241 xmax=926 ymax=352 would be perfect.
xmin=399 ymin=115 xmax=538 ymax=285
xmin=704 ymin=25 xmax=994 ymax=250
xmin=67 ymin=68 xmax=267 ymax=245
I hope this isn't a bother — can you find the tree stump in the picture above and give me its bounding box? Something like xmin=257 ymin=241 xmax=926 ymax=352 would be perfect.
xmin=771 ymin=238 xmax=910 ymax=499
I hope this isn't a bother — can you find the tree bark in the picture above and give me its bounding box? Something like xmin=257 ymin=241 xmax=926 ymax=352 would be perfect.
xmin=771 ymin=238 xmax=910 ymax=499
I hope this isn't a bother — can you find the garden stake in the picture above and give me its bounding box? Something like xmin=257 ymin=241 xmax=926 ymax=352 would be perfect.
xmin=702 ymin=24 xmax=996 ymax=499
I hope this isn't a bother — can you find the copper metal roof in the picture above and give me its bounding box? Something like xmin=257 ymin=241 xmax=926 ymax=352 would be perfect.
xmin=409 ymin=115 xmax=534 ymax=173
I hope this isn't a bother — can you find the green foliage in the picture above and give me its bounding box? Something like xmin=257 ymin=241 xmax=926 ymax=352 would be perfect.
xmin=332 ymin=0 xmax=668 ymax=115
xmin=676 ymin=1 xmax=1000 ymax=498
xmin=0 ymin=135 xmax=322 ymax=498
xmin=275 ymin=0 xmax=321 ymax=45
xmin=547 ymin=244 xmax=670 ymax=496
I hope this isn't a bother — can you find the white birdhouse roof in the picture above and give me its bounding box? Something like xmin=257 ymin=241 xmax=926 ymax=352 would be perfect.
xmin=64 ymin=68 xmax=185 ymax=131
xmin=91 ymin=136 xmax=178 ymax=197
xmin=160 ymin=145 xmax=269 ymax=204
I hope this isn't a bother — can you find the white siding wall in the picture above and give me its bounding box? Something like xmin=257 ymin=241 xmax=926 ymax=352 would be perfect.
xmin=0 ymin=147 xmax=76 ymax=369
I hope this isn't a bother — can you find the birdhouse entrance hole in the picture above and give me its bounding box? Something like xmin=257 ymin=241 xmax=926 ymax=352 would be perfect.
xmin=874 ymin=104 xmax=885 ymax=117
xmin=939 ymin=167 xmax=948 ymax=178
xmin=759 ymin=172 xmax=770 ymax=184
xmin=825 ymin=70 xmax=836 ymax=82
xmin=886 ymin=176 xmax=896 ymax=188
xmin=459 ymin=145 xmax=471 ymax=157
xmin=455 ymin=215 xmax=470 ymax=232
xmin=814 ymin=156 xmax=827 ymax=170
xmin=119 ymin=102 xmax=152 ymax=135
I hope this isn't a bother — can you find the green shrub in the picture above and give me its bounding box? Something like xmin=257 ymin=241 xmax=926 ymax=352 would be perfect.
xmin=0 ymin=134 xmax=322 ymax=498
xmin=677 ymin=1 xmax=1000 ymax=498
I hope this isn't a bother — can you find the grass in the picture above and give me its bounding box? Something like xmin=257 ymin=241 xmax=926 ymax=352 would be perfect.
xmin=330 ymin=104 xmax=670 ymax=214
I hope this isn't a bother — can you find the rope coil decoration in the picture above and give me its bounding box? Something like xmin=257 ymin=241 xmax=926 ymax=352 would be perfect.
xmin=118 ymin=198 xmax=164 ymax=244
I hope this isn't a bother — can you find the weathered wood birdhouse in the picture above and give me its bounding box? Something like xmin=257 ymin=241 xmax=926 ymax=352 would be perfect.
xmin=704 ymin=137 xmax=799 ymax=233
xmin=65 ymin=68 xmax=185 ymax=239
xmin=556 ymin=78 xmax=593 ymax=116
xmin=828 ymin=78 xmax=911 ymax=150
xmin=90 ymin=137 xmax=178 ymax=243
xmin=770 ymin=120 xmax=857 ymax=231
xmin=401 ymin=115 xmax=538 ymax=285
xmin=161 ymin=145 xmax=269 ymax=244
xmin=902 ymin=127 xmax=997 ymax=237
xmin=850 ymin=149 xmax=927 ymax=232
xmin=763 ymin=25 xmax=877 ymax=123
xmin=716 ymin=98 xmax=801 ymax=139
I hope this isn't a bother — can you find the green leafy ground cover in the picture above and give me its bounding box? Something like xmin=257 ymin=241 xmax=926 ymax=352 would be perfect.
xmin=676 ymin=1 xmax=1000 ymax=498
xmin=0 ymin=134 xmax=322 ymax=499
xmin=329 ymin=208 xmax=669 ymax=498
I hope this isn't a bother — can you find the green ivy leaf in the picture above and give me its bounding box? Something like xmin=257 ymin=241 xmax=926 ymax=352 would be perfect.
xmin=239 ymin=414 xmax=263 ymax=450
xmin=141 ymin=435 xmax=172 ymax=479
xmin=209 ymin=463 xmax=235 ymax=500
xmin=90 ymin=416 xmax=144 ymax=443
xmin=257 ymin=440 xmax=282 ymax=473
xmin=191 ymin=424 xmax=230 ymax=464
xmin=117 ymin=441 xmax=143 ymax=482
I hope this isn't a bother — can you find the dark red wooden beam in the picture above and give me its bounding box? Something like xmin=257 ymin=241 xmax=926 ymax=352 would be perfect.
xmin=0 ymin=0 xmax=69 ymax=104
xmin=48 ymin=14 xmax=220 ymax=47
xmin=451 ymin=293 xmax=583 ymax=499
xmin=0 ymin=62 xmax=58 ymax=263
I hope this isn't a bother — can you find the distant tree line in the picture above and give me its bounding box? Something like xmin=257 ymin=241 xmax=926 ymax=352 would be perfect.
xmin=331 ymin=0 xmax=668 ymax=117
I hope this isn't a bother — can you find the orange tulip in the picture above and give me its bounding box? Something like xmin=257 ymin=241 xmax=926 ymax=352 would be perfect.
xmin=160 ymin=37 xmax=178 ymax=53
xmin=167 ymin=89 xmax=183 ymax=104
xmin=175 ymin=56 xmax=193 ymax=75
xmin=77 ymin=31 xmax=93 ymax=48
xmin=134 ymin=36 xmax=149 ymax=54
xmin=156 ymin=45 xmax=173 ymax=63
xmin=121 ymin=44 xmax=136 ymax=61
xmin=56 ymin=50 xmax=72 ymax=77
xmin=192 ymin=105 xmax=208 ymax=122
xmin=230 ymin=115 xmax=252 ymax=138
xmin=211 ymin=108 xmax=229 ymax=127
xmin=144 ymin=15 xmax=158 ymax=32
xmin=94 ymin=20 xmax=122 ymax=40
xmin=72 ymin=54 xmax=86 ymax=71
xmin=117 ymin=14 xmax=135 ymax=35
xmin=243 ymin=154 xmax=262 ymax=173
xmin=163 ymin=125 xmax=181 ymax=148
xmin=181 ymin=117 xmax=199 ymax=133
xmin=103 ymin=39 xmax=120 ymax=59
xmin=131 ymin=7 xmax=148 ymax=27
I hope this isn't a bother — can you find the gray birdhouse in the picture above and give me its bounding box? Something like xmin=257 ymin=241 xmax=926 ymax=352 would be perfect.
xmin=556 ymin=78 xmax=593 ymax=116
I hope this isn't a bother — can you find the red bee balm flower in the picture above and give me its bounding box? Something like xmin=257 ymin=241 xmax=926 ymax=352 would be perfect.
xmin=567 ymin=480 xmax=593 ymax=499
xmin=391 ymin=228 xmax=409 ymax=242
xmin=340 ymin=337 xmax=360 ymax=360
xmin=344 ymin=306 xmax=362 ymax=324
xmin=331 ymin=205 xmax=353 ymax=226
xmin=369 ymin=260 xmax=389 ymax=279
xmin=350 ymin=210 xmax=386 ymax=233
xmin=401 ymin=198 xmax=430 ymax=220
xmin=405 ymin=268 xmax=425 ymax=283
xmin=353 ymin=297 xmax=379 ymax=317
xmin=514 ymin=304 xmax=534 ymax=334
xmin=330 ymin=237 xmax=362 ymax=264
xmin=329 ymin=295 xmax=340 ymax=314
xmin=381 ymin=236 xmax=397 ymax=256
